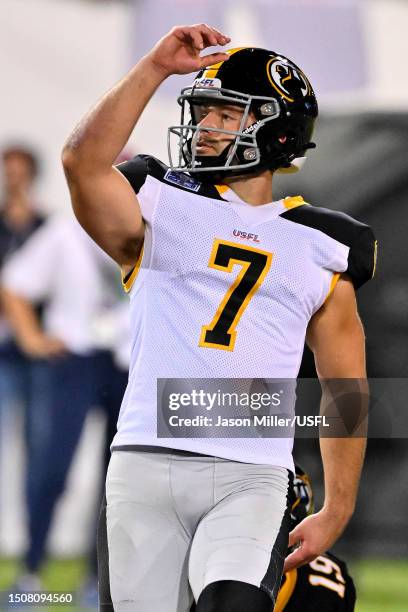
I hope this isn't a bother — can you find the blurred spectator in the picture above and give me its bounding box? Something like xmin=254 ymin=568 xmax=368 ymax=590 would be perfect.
xmin=0 ymin=145 xmax=43 ymax=263
xmin=1 ymin=215 xmax=128 ymax=595
xmin=0 ymin=144 xmax=45 ymax=337
xmin=0 ymin=145 xmax=47 ymax=478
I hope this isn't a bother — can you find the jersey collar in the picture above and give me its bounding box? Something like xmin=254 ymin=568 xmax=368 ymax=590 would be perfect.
xmin=215 ymin=184 xmax=305 ymax=211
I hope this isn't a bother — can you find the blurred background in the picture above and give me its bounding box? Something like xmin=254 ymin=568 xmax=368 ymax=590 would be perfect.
xmin=0 ymin=0 xmax=407 ymax=610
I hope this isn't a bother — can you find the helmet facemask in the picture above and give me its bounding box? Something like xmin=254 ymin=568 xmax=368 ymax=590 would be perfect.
xmin=168 ymin=47 xmax=318 ymax=181
xmin=167 ymin=84 xmax=282 ymax=181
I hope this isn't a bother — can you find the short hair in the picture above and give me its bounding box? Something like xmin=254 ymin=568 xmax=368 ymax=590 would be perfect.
xmin=2 ymin=145 xmax=40 ymax=179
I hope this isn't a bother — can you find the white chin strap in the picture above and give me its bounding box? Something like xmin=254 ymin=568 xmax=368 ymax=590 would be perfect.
xmin=276 ymin=156 xmax=307 ymax=174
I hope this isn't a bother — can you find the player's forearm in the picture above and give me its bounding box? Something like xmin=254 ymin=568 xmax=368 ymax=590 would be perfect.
xmin=62 ymin=55 xmax=167 ymax=173
xmin=320 ymin=435 xmax=366 ymax=520
xmin=318 ymin=371 xmax=368 ymax=522
xmin=309 ymin=280 xmax=369 ymax=523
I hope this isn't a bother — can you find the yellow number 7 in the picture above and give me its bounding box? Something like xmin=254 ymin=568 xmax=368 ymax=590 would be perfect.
xmin=199 ymin=239 xmax=273 ymax=351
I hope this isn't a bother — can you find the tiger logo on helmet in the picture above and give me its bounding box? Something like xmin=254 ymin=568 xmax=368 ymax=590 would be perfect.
xmin=267 ymin=57 xmax=312 ymax=102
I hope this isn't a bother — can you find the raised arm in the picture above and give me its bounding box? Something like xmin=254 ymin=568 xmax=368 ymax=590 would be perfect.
xmin=61 ymin=24 xmax=230 ymax=274
xmin=284 ymin=275 xmax=368 ymax=571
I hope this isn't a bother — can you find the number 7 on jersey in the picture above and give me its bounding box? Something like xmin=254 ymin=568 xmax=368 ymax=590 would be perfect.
xmin=199 ymin=239 xmax=273 ymax=351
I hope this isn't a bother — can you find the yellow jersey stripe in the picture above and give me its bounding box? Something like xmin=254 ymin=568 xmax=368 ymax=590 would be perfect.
xmin=324 ymin=272 xmax=341 ymax=304
xmin=122 ymin=244 xmax=144 ymax=293
xmin=215 ymin=184 xmax=229 ymax=195
xmin=283 ymin=196 xmax=306 ymax=210
xmin=275 ymin=569 xmax=298 ymax=611
xmin=372 ymin=240 xmax=378 ymax=277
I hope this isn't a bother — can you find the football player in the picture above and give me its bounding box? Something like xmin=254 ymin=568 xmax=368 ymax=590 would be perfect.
xmin=62 ymin=24 xmax=375 ymax=612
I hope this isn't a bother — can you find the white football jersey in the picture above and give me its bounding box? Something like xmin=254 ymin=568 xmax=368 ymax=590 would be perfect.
xmin=111 ymin=156 xmax=376 ymax=470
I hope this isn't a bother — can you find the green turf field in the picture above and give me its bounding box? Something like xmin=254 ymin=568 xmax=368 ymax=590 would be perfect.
xmin=350 ymin=559 xmax=408 ymax=612
xmin=1 ymin=557 xmax=407 ymax=611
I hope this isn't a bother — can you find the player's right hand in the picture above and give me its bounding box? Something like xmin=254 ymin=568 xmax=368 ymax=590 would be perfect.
xmin=147 ymin=24 xmax=231 ymax=78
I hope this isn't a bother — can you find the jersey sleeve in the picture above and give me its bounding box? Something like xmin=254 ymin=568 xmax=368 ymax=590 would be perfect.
xmin=116 ymin=155 xmax=165 ymax=294
xmin=279 ymin=552 xmax=356 ymax=612
xmin=116 ymin=154 xmax=149 ymax=194
xmin=280 ymin=205 xmax=377 ymax=291
xmin=116 ymin=154 xmax=164 ymax=227
xmin=347 ymin=225 xmax=377 ymax=289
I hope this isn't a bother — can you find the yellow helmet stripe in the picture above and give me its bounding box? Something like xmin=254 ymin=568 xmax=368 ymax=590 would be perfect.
xmin=203 ymin=47 xmax=247 ymax=79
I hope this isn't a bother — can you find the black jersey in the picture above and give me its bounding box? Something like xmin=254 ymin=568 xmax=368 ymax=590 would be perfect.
xmin=276 ymin=551 xmax=356 ymax=611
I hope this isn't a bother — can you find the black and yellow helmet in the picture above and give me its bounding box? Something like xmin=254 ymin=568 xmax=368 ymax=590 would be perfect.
xmin=168 ymin=47 xmax=318 ymax=182
xmin=291 ymin=464 xmax=314 ymax=529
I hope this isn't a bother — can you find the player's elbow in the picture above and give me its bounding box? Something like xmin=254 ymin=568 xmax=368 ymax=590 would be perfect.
xmin=62 ymin=142 xmax=111 ymax=186
xmin=61 ymin=149 xmax=83 ymax=219
xmin=61 ymin=143 xmax=82 ymax=179
xmin=61 ymin=134 xmax=95 ymax=179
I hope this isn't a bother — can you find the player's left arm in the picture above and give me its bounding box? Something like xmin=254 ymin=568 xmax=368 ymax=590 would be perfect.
xmin=284 ymin=274 xmax=368 ymax=572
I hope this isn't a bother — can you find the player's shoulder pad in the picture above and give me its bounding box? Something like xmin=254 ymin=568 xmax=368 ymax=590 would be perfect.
xmin=115 ymin=154 xmax=167 ymax=194
xmin=116 ymin=154 xmax=225 ymax=200
xmin=281 ymin=204 xmax=377 ymax=289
